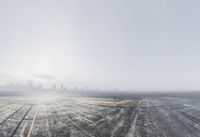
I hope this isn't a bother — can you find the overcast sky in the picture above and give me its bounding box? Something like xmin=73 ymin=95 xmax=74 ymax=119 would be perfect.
xmin=0 ymin=0 xmax=200 ymax=91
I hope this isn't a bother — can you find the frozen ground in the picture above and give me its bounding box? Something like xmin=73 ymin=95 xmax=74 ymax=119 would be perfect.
xmin=0 ymin=95 xmax=200 ymax=137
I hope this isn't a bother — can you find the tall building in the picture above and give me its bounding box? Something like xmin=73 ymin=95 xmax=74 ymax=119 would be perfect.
xmin=27 ymin=80 xmax=33 ymax=89
xmin=74 ymin=86 xmax=78 ymax=91
xmin=38 ymin=84 xmax=43 ymax=90
xmin=60 ymin=84 xmax=64 ymax=91
xmin=52 ymin=84 xmax=56 ymax=90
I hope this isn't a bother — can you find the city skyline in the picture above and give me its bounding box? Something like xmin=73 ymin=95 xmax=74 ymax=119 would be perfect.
xmin=0 ymin=80 xmax=114 ymax=92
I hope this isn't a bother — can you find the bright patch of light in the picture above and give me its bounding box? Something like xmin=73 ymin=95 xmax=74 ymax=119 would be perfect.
xmin=30 ymin=94 xmax=62 ymax=104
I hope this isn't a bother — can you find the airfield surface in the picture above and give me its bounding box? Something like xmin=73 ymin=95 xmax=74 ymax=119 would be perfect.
xmin=0 ymin=95 xmax=200 ymax=137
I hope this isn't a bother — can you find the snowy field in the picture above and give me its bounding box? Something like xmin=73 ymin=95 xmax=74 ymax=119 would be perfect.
xmin=0 ymin=95 xmax=200 ymax=137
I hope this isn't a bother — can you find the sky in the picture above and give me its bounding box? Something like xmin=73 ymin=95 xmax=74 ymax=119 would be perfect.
xmin=0 ymin=0 xmax=200 ymax=91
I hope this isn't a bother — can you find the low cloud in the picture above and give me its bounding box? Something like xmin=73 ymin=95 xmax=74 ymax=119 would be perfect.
xmin=33 ymin=74 xmax=55 ymax=80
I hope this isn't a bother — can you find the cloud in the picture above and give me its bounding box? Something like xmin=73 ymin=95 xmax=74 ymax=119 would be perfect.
xmin=33 ymin=74 xmax=55 ymax=80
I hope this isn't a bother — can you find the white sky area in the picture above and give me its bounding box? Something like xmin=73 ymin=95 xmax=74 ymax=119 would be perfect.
xmin=0 ymin=0 xmax=200 ymax=91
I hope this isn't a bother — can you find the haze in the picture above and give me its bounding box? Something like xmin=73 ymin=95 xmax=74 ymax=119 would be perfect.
xmin=0 ymin=0 xmax=200 ymax=91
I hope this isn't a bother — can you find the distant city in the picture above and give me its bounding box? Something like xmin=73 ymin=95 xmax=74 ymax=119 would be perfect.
xmin=0 ymin=80 xmax=120 ymax=92
xmin=0 ymin=80 xmax=84 ymax=92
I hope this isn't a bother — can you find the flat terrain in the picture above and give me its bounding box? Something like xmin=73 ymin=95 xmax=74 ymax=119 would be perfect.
xmin=0 ymin=95 xmax=200 ymax=137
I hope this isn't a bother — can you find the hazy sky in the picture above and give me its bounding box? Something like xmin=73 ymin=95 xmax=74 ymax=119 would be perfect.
xmin=0 ymin=0 xmax=200 ymax=91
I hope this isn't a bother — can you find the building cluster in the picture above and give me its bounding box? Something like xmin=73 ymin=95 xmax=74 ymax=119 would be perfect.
xmin=0 ymin=81 xmax=42 ymax=91
xmin=0 ymin=81 xmax=90 ymax=92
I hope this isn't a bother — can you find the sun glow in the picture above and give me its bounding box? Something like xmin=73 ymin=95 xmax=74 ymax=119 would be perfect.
xmin=34 ymin=58 xmax=53 ymax=74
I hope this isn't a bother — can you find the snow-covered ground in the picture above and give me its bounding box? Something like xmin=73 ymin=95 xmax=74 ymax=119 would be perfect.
xmin=0 ymin=95 xmax=200 ymax=137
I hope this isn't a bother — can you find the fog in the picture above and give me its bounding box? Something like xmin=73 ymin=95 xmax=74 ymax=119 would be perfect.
xmin=0 ymin=0 xmax=200 ymax=91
